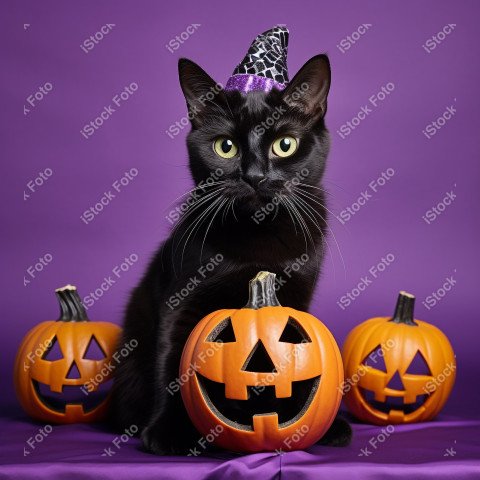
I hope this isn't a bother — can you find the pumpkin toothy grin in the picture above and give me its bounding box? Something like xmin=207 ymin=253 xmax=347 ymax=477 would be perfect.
xmin=196 ymin=373 xmax=321 ymax=430
xmin=360 ymin=388 xmax=429 ymax=414
xmin=32 ymin=380 xmax=112 ymax=413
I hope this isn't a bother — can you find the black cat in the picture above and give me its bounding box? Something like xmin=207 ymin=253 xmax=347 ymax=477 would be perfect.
xmin=110 ymin=54 xmax=352 ymax=455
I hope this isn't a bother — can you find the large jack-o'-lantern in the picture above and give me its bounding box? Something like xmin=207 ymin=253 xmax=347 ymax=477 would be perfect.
xmin=14 ymin=285 xmax=121 ymax=423
xmin=180 ymin=271 xmax=343 ymax=452
xmin=342 ymin=291 xmax=456 ymax=425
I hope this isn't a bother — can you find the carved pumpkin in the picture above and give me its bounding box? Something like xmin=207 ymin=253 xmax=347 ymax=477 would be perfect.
xmin=180 ymin=271 xmax=343 ymax=452
xmin=342 ymin=291 xmax=456 ymax=425
xmin=14 ymin=285 xmax=121 ymax=423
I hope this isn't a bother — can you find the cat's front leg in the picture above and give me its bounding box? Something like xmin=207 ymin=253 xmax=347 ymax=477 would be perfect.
xmin=141 ymin=388 xmax=201 ymax=455
xmin=141 ymin=312 xmax=203 ymax=455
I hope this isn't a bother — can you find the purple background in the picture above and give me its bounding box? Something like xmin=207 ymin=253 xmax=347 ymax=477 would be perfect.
xmin=1 ymin=0 xmax=479 ymax=429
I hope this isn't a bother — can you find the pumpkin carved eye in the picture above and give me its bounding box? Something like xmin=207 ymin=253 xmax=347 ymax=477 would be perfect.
xmin=362 ymin=345 xmax=387 ymax=372
xmin=405 ymin=351 xmax=431 ymax=375
xmin=83 ymin=335 xmax=107 ymax=360
xmin=42 ymin=336 xmax=63 ymax=361
xmin=279 ymin=317 xmax=311 ymax=344
xmin=207 ymin=317 xmax=236 ymax=343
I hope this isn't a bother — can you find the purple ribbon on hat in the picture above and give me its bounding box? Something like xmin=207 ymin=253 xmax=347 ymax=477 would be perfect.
xmin=225 ymin=74 xmax=286 ymax=93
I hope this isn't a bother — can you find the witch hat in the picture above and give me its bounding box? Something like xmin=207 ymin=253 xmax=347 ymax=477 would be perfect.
xmin=225 ymin=25 xmax=289 ymax=93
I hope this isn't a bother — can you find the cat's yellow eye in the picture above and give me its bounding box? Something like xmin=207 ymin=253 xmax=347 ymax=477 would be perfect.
xmin=213 ymin=137 xmax=238 ymax=159
xmin=272 ymin=136 xmax=298 ymax=158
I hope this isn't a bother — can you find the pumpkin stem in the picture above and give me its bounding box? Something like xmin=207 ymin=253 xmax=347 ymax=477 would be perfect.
xmin=55 ymin=285 xmax=89 ymax=322
xmin=244 ymin=271 xmax=281 ymax=309
xmin=390 ymin=291 xmax=417 ymax=326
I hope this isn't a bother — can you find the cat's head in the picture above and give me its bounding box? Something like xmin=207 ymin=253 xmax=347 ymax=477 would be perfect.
xmin=178 ymin=55 xmax=331 ymax=216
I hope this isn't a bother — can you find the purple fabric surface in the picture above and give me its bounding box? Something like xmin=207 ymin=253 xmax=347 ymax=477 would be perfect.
xmin=1 ymin=410 xmax=479 ymax=479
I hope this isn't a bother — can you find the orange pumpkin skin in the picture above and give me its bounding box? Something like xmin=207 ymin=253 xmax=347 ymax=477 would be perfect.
xmin=14 ymin=286 xmax=121 ymax=424
xmin=180 ymin=272 xmax=343 ymax=453
xmin=342 ymin=292 xmax=455 ymax=425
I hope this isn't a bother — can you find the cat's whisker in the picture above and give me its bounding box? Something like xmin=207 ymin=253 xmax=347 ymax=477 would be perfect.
xmin=200 ymin=197 xmax=229 ymax=260
xmin=170 ymin=188 xmax=226 ymax=243
xmin=296 ymin=182 xmax=329 ymax=194
xmin=282 ymin=196 xmax=309 ymax=252
xmin=271 ymin=197 xmax=280 ymax=222
xmin=287 ymin=195 xmax=316 ymax=253
xmin=231 ymin=197 xmax=239 ymax=222
xmin=290 ymin=192 xmax=335 ymax=279
xmin=293 ymin=188 xmax=347 ymax=280
xmin=165 ymin=181 xmax=227 ymax=209
xmin=169 ymin=188 xmax=225 ymax=273
xmin=279 ymin=196 xmax=298 ymax=235
xmin=177 ymin=197 xmax=226 ymax=270
xmin=322 ymin=178 xmax=352 ymax=195
xmin=221 ymin=198 xmax=232 ymax=225
xmin=171 ymin=193 xmax=225 ymax=272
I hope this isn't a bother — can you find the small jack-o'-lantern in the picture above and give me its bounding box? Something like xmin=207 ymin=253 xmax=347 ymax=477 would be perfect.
xmin=14 ymin=285 xmax=121 ymax=423
xmin=180 ymin=271 xmax=343 ymax=452
xmin=342 ymin=291 xmax=455 ymax=425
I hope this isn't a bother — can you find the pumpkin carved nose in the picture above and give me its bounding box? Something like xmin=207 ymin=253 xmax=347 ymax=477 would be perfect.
xmin=242 ymin=340 xmax=277 ymax=373
xmin=386 ymin=371 xmax=405 ymax=390
xmin=66 ymin=361 xmax=82 ymax=379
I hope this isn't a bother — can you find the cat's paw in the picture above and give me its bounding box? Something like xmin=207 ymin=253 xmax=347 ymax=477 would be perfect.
xmin=317 ymin=416 xmax=353 ymax=447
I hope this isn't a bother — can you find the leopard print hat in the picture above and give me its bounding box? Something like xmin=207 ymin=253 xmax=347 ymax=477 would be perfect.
xmin=225 ymin=25 xmax=289 ymax=93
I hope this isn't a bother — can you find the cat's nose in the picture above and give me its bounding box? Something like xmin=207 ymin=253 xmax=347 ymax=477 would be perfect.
xmin=242 ymin=172 xmax=266 ymax=189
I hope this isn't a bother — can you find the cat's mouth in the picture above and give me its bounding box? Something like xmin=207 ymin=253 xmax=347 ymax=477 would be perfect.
xmin=196 ymin=373 xmax=320 ymax=430
xmin=32 ymin=380 xmax=111 ymax=413
xmin=360 ymin=388 xmax=429 ymax=414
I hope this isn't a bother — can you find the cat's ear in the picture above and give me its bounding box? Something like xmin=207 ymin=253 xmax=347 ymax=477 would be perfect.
xmin=178 ymin=58 xmax=225 ymax=126
xmin=281 ymin=54 xmax=331 ymax=119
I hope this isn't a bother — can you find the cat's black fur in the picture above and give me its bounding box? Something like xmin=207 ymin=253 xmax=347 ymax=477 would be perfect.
xmin=110 ymin=54 xmax=352 ymax=455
